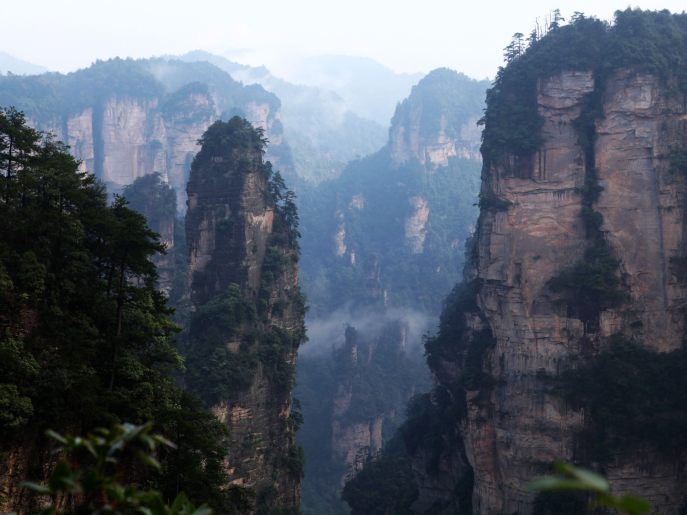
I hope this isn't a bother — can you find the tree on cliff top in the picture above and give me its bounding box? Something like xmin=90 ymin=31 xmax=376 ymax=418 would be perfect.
xmin=480 ymin=9 xmax=687 ymax=166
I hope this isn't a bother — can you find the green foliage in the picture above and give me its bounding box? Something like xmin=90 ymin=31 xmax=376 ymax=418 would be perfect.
xmin=529 ymin=463 xmax=650 ymax=515
xmin=0 ymin=57 xmax=279 ymax=130
xmin=460 ymin=328 xmax=497 ymax=391
xmin=0 ymin=383 xmax=34 ymax=429
xmin=400 ymin=392 xmax=464 ymax=475
xmin=258 ymin=327 xmax=300 ymax=393
xmin=160 ymin=82 xmax=215 ymax=123
xmin=24 ymin=422 xmax=212 ymax=515
xmin=424 ymin=280 xmax=496 ymax=390
xmin=185 ymin=285 xmax=258 ymax=405
xmin=124 ymin=173 xmax=177 ymax=224
xmin=0 ymin=106 xmax=172 ymax=432
xmin=548 ymin=243 xmax=626 ymax=327
xmin=0 ymin=335 xmax=38 ymax=432
xmin=153 ymin=392 xmax=235 ymax=512
xmin=283 ymin=445 xmax=306 ymax=480
xmin=390 ymin=68 xmax=489 ymax=140
xmin=258 ymin=246 xmax=291 ymax=315
xmin=477 ymin=192 xmax=512 ymax=212
xmin=0 ymin=108 xmax=231 ymax=510
xmin=341 ymin=453 xmax=418 ymax=515
xmin=192 ymin=117 xmax=267 ymax=171
xmin=480 ymin=10 xmax=687 ymax=170
xmin=268 ymin=170 xmax=301 ymax=251
xmin=560 ymin=338 xmax=687 ymax=460
xmin=0 ymin=58 xmax=163 ymax=123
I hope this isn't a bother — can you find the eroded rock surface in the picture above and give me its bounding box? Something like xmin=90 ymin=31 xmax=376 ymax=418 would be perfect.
xmin=186 ymin=118 xmax=304 ymax=511
xmin=428 ymin=70 xmax=687 ymax=514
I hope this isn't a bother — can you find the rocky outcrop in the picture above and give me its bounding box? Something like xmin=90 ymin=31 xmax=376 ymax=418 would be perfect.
xmin=321 ymin=321 xmax=429 ymax=495
xmin=0 ymin=58 xmax=292 ymax=211
xmin=389 ymin=113 xmax=481 ymax=167
xmin=185 ymin=117 xmax=304 ymax=512
xmin=461 ymin=69 xmax=595 ymax=515
xmin=405 ymin=196 xmax=429 ymax=254
xmin=51 ymin=92 xmax=284 ymax=209
xmin=421 ymin=65 xmax=687 ymax=514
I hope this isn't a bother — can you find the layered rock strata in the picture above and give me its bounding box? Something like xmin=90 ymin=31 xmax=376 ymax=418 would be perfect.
xmin=424 ymin=69 xmax=687 ymax=514
xmin=185 ymin=118 xmax=304 ymax=511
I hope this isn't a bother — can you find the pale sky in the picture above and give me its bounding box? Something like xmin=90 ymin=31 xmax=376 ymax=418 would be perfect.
xmin=3 ymin=0 xmax=686 ymax=81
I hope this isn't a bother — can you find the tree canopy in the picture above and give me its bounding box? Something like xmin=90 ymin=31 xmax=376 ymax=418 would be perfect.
xmin=0 ymin=107 xmax=234 ymax=512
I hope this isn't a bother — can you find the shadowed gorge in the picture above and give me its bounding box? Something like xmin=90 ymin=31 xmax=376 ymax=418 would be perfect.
xmin=296 ymin=68 xmax=486 ymax=513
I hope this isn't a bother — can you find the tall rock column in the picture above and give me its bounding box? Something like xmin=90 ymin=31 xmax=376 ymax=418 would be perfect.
xmin=185 ymin=117 xmax=305 ymax=512
xmin=415 ymin=13 xmax=687 ymax=515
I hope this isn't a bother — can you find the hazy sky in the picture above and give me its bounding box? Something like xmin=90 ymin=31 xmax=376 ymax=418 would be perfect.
xmin=3 ymin=1 xmax=686 ymax=81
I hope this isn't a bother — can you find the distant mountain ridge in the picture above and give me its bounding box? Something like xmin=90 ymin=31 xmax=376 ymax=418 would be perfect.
xmin=287 ymin=54 xmax=424 ymax=125
xmin=0 ymin=51 xmax=47 ymax=75
xmin=175 ymin=50 xmax=388 ymax=182
xmin=0 ymin=57 xmax=292 ymax=207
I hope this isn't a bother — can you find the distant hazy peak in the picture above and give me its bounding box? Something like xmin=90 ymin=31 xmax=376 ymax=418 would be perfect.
xmin=277 ymin=54 xmax=423 ymax=125
xmin=388 ymin=67 xmax=489 ymax=166
xmin=0 ymin=51 xmax=48 ymax=75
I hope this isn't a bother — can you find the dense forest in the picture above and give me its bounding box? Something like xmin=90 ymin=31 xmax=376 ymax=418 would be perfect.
xmin=0 ymin=107 xmax=233 ymax=512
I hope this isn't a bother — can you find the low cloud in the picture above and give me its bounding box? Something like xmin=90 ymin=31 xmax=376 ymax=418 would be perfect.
xmin=299 ymin=304 xmax=437 ymax=358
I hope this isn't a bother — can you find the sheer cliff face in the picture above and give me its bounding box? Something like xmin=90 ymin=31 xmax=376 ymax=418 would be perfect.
xmin=0 ymin=59 xmax=292 ymax=211
xmin=185 ymin=119 xmax=304 ymax=511
xmin=446 ymin=70 xmax=687 ymax=514
xmin=41 ymin=92 xmax=286 ymax=209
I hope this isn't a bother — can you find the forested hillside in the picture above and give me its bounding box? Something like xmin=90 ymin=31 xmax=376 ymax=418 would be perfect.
xmin=0 ymin=108 xmax=305 ymax=514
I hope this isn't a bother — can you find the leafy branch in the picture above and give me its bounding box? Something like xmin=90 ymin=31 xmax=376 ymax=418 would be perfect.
xmin=23 ymin=422 xmax=212 ymax=515
xmin=529 ymin=463 xmax=650 ymax=515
